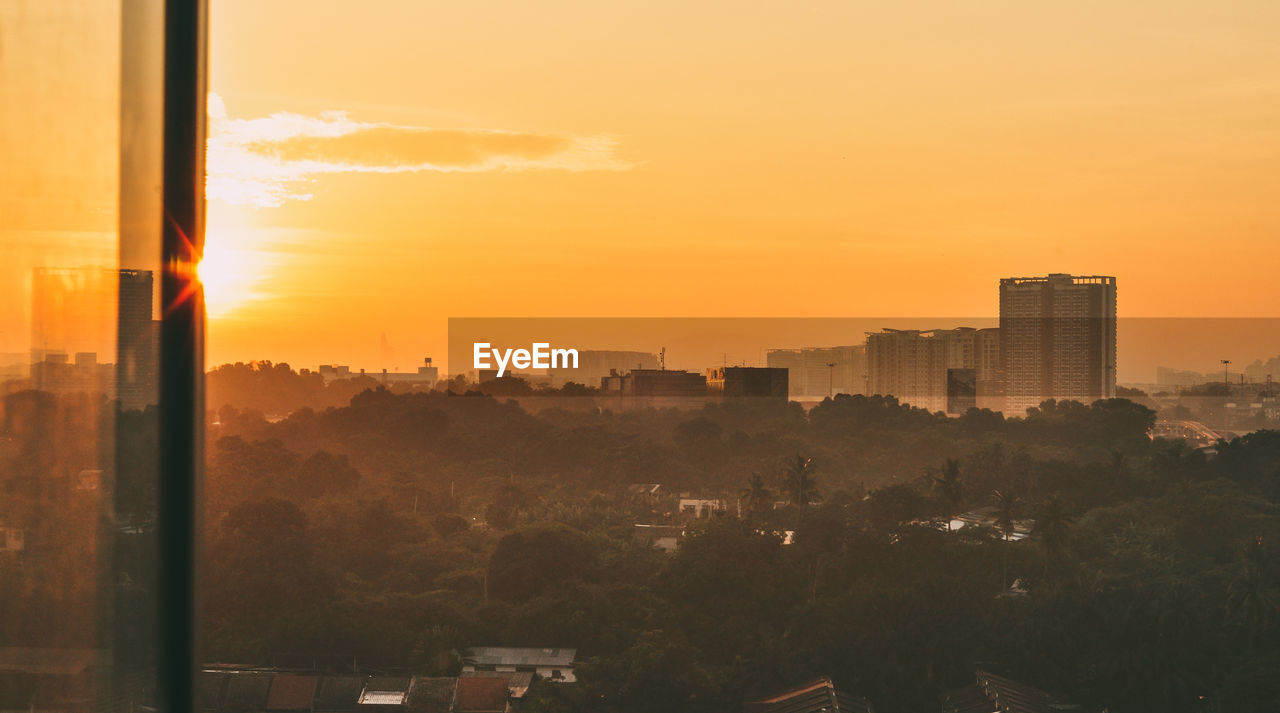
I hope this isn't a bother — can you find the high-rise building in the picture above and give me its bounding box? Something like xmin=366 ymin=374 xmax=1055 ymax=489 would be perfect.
xmin=866 ymin=328 xmax=985 ymax=412
xmin=999 ymin=274 xmax=1116 ymax=414
xmin=116 ymin=269 xmax=158 ymax=410
xmin=765 ymin=345 xmax=866 ymax=399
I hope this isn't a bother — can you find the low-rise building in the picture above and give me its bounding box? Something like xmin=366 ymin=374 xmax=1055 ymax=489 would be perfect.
xmin=461 ymin=647 xmax=577 ymax=683
xmin=706 ymin=367 xmax=788 ymax=398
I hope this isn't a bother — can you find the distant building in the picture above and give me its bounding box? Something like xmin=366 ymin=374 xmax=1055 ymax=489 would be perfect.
xmin=678 ymin=498 xmax=730 ymax=519
xmin=27 ymin=267 xmax=158 ymax=407
xmin=462 ymin=647 xmax=577 ymax=683
xmin=116 ymin=269 xmax=158 ymax=410
xmin=600 ymin=369 xmax=707 ymax=397
xmin=766 ymin=345 xmax=866 ymax=399
xmin=1000 ymin=273 xmax=1117 ymax=414
xmin=28 ymin=351 xmax=114 ymax=396
xmin=946 ymin=368 xmax=977 ymax=415
xmin=634 ymin=524 xmax=684 ymax=551
xmin=554 ymin=349 xmax=659 ymax=387
xmin=706 ymin=366 xmax=788 ymax=398
xmin=318 ymin=359 xmax=438 ymax=388
xmin=866 ymin=328 xmax=990 ymax=413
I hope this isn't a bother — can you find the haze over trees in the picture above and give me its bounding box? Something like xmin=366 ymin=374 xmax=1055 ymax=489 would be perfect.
xmin=4 ymin=366 xmax=1279 ymax=712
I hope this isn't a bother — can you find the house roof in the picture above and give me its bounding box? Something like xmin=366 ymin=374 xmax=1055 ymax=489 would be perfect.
xmin=460 ymin=671 xmax=533 ymax=699
xmin=315 ymin=676 xmax=366 ymax=711
xmin=464 ymin=647 xmax=576 ymax=668
xmin=941 ymin=670 xmax=1083 ymax=713
xmin=454 ymin=676 xmax=510 ymax=713
xmin=744 ymin=677 xmax=874 ymax=713
xmin=268 ymin=674 xmax=319 ymax=711
xmin=359 ymin=677 xmax=412 ymax=706
xmin=405 ymin=676 xmax=458 ymax=713
xmin=223 ymin=671 xmax=274 ymax=712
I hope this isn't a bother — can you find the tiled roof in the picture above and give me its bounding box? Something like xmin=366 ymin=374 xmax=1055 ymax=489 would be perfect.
xmin=464 ymin=647 xmax=576 ymax=667
xmin=454 ymin=677 xmax=509 ymax=713
xmin=406 ymin=676 xmax=458 ymax=713
xmin=744 ymin=678 xmax=874 ymax=713
xmin=268 ymin=674 xmax=320 ymax=711
xmin=459 ymin=671 xmax=533 ymax=699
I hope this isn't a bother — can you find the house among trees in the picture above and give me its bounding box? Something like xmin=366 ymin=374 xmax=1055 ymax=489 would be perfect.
xmin=743 ymin=677 xmax=874 ymax=713
xmin=634 ymin=523 xmax=684 ymax=551
xmin=461 ymin=647 xmax=577 ymax=683
xmin=678 ymin=497 xmax=731 ymax=519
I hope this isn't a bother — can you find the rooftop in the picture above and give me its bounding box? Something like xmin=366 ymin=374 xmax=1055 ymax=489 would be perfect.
xmin=464 ymin=647 xmax=576 ymax=668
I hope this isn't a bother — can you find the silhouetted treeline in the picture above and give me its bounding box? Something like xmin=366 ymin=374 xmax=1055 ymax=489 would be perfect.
xmin=189 ymin=385 xmax=1280 ymax=713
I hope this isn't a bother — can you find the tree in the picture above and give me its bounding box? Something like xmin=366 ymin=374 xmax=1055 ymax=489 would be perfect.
xmin=782 ymin=454 xmax=819 ymax=506
xmin=991 ymin=489 xmax=1020 ymax=588
xmin=1228 ymin=536 xmax=1278 ymax=654
xmin=1031 ymin=493 xmax=1073 ymax=580
xmin=739 ymin=473 xmax=773 ymax=521
xmin=931 ymin=458 xmax=965 ymax=528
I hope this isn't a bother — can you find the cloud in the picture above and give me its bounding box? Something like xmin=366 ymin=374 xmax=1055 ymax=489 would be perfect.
xmin=206 ymin=93 xmax=631 ymax=207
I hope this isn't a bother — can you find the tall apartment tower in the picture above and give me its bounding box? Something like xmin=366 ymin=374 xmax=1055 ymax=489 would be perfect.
xmin=116 ymin=269 xmax=159 ymax=410
xmin=999 ymin=274 xmax=1116 ymax=414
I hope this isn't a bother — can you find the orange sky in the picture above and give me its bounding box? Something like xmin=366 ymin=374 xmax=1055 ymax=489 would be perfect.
xmin=4 ymin=2 xmax=1280 ymax=375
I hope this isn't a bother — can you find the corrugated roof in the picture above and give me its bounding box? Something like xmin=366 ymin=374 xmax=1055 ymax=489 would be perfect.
xmin=315 ymin=676 xmax=366 ymax=712
xmin=224 ymin=672 xmax=274 ymax=712
xmin=464 ymin=647 xmax=576 ymax=667
xmin=268 ymin=674 xmax=319 ymax=711
xmin=744 ymin=678 xmax=874 ymax=713
xmin=941 ymin=670 xmax=1084 ymax=713
xmin=454 ymin=677 xmax=509 ymax=713
xmin=360 ymin=677 xmax=411 ymax=706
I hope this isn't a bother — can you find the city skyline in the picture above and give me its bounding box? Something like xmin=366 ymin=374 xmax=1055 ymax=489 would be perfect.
xmin=194 ymin=0 xmax=1280 ymax=371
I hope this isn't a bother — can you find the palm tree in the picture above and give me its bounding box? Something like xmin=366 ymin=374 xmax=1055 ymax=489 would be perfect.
xmin=782 ymin=454 xmax=819 ymax=506
xmin=991 ymin=489 xmax=1020 ymax=588
xmin=1228 ymin=535 xmax=1277 ymax=653
xmin=1032 ymin=493 xmax=1073 ymax=580
xmin=931 ymin=458 xmax=964 ymax=530
xmin=739 ymin=473 xmax=773 ymax=521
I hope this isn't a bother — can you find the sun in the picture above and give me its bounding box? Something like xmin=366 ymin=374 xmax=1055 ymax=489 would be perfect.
xmin=197 ymin=235 xmax=270 ymax=319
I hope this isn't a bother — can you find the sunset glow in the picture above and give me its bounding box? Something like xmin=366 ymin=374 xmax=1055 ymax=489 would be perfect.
xmin=195 ymin=0 xmax=1280 ymax=374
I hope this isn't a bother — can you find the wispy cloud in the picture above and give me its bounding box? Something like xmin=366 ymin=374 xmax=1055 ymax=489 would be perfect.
xmin=206 ymin=94 xmax=631 ymax=207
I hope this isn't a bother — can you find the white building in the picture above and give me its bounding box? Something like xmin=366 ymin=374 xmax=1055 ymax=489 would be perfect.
xmin=461 ymin=647 xmax=577 ymax=683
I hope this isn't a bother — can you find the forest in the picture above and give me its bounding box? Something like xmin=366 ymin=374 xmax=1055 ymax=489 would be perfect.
xmin=2 ymin=365 xmax=1279 ymax=711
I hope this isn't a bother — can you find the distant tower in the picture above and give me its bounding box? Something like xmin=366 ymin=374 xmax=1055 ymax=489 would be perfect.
xmin=999 ymin=274 xmax=1117 ymax=414
xmin=116 ymin=269 xmax=158 ymax=410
